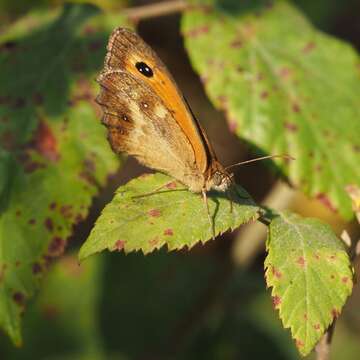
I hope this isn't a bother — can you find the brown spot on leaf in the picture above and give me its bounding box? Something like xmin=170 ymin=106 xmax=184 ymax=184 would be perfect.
xmin=292 ymin=103 xmax=301 ymax=113
xmin=0 ymin=41 xmax=17 ymax=52
xmin=48 ymin=237 xmax=65 ymax=257
xmin=34 ymin=120 xmax=59 ymax=162
xmin=303 ymin=313 xmax=308 ymax=320
xmin=148 ymin=209 xmax=161 ymax=217
xmin=297 ymin=256 xmax=306 ymax=267
xmin=114 ymin=240 xmax=125 ymax=251
xmin=272 ymin=295 xmax=281 ymax=309
xmin=49 ymin=202 xmax=56 ymax=210
xmin=60 ymin=205 xmax=73 ymax=219
xmin=260 ymin=91 xmax=269 ymax=99
xmin=314 ymin=323 xmax=321 ymax=330
xmin=164 ymin=228 xmax=174 ymax=236
xmin=15 ymin=210 xmax=21 ymax=217
xmin=342 ymin=277 xmax=349 ymax=283
xmin=13 ymin=292 xmax=25 ymax=306
xmin=230 ymin=39 xmax=242 ymax=48
xmin=330 ymin=274 xmax=335 ymax=279
xmin=32 ymin=262 xmax=42 ymax=274
xmin=302 ymin=42 xmax=316 ymax=54
xmin=44 ymin=218 xmax=54 ymax=232
xmin=28 ymin=219 xmax=36 ymax=225
xmin=332 ymin=308 xmax=340 ymax=319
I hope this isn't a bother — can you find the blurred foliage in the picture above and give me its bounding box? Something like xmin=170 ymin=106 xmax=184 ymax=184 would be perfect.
xmin=0 ymin=2 xmax=126 ymax=344
xmin=0 ymin=0 xmax=359 ymax=359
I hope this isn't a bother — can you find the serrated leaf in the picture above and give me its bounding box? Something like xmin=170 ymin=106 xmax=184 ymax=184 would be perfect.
xmin=0 ymin=4 xmax=127 ymax=344
xmin=79 ymin=173 xmax=259 ymax=260
xmin=182 ymin=0 xmax=360 ymax=218
xmin=264 ymin=211 xmax=353 ymax=356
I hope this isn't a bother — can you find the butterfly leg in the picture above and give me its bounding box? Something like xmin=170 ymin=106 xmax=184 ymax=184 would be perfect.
xmin=202 ymin=189 xmax=215 ymax=240
xmin=226 ymin=189 xmax=234 ymax=214
xmin=131 ymin=181 xmax=182 ymax=199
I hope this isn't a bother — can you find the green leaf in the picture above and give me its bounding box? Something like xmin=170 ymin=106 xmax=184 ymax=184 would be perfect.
xmin=79 ymin=173 xmax=260 ymax=260
xmin=264 ymin=211 xmax=353 ymax=356
xmin=0 ymin=254 xmax=105 ymax=359
xmin=0 ymin=4 xmax=127 ymax=344
xmin=182 ymin=0 xmax=360 ymax=218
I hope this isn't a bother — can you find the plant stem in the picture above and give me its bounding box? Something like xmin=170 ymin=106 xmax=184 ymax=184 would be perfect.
xmin=315 ymin=322 xmax=336 ymax=360
xmin=123 ymin=0 xmax=189 ymax=21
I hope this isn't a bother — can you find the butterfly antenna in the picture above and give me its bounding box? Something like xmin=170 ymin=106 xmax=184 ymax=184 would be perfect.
xmin=225 ymin=154 xmax=294 ymax=171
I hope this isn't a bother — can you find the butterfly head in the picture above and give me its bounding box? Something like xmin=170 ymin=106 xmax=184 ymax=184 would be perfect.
xmin=207 ymin=168 xmax=234 ymax=192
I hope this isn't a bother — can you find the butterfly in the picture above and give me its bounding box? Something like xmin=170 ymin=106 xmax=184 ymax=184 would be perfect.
xmin=95 ymin=27 xmax=285 ymax=237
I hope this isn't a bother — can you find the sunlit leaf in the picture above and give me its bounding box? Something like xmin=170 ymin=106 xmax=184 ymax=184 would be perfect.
xmin=182 ymin=0 xmax=360 ymax=218
xmin=265 ymin=211 xmax=353 ymax=356
xmin=79 ymin=173 xmax=260 ymax=260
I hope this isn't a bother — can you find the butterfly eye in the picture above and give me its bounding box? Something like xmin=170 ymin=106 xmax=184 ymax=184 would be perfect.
xmin=135 ymin=62 xmax=153 ymax=77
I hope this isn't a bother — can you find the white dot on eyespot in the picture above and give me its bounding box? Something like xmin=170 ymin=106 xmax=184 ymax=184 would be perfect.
xmin=143 ymin=103 xmax=148 ymax=108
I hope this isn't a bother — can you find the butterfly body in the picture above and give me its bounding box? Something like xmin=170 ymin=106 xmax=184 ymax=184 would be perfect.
xmin=96 ymin=28 xmax=232 ymax=195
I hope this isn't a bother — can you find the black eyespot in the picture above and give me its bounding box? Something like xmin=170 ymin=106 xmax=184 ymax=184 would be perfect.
xmin=135 ymin=62 xmax=153 ymax=77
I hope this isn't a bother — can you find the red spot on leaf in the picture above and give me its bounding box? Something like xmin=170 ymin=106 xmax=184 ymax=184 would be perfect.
xmin=185 ymin=25 xmax=209 ymax=38
xmin=44 ymin=218 xmax=54 ymax=232
xmin=342 ymin=277 xmax=349 ymax=283
xmin=164 ymin=228 xmax=174 ymax=236
xmin=228 ymin=119 xmax=238 ymax=133
xmin=48 ymin=237 xmax=65 ymax=256
xmin=166 ymin=181 xmax=177 ymax=190
xmin=297 ymin=256 xmax=306 ymax=267
xmin=148 ymin=209 xmax=161 ymax=217
xmin=302 ymin=42 xmax=316 ymax=54
xmin=34 ymin=121 xmax=59 ymax=161
xmin=272 ymin=295 xmax=281 ymax=308
xmin=284 ymin=121 xmax=298 ymax=132
xmin=295 ymin=339 xmax=304 ymax=348
xmin=316 ymin=193 xmax=337 ymax=212
xmin=149 ymin=237 xmax=159 ymax=246
xmin=272 ymin=266 xmax=282 ymax=279
xmin=279 ymin=67 xmax=291 ymax=78
xmin=314 ymin=323 xmax=321 ymax=330
xmin=49 ymin=202 xmax=56 ymax=210
xmin=114 ymin=240 xmax=125 ymax=251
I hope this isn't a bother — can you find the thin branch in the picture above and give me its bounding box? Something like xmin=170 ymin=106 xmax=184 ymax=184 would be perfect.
xmin=123 ymin=0 xmax=189 ymax=22
xmin=315 ymin=321 xmax=336 ymax=360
